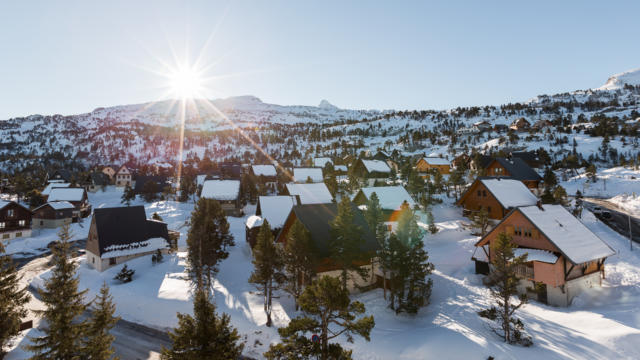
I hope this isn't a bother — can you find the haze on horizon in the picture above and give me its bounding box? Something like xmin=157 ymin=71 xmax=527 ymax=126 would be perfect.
xmin=1 ymin=0 xmax=639 ymax=119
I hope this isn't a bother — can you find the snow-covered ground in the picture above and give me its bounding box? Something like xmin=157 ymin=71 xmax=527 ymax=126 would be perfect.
xmin=561 ymin=166 xmax=640 ymax=200
xmin=7 ymin=188 xmax=640 ymax=359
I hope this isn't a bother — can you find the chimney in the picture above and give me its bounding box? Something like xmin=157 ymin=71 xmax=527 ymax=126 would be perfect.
xmin=536 ymin=200 xmax=543 ymax=210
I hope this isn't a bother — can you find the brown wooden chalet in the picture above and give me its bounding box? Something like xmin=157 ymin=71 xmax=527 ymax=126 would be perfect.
xmin=473 ymin=204 xmax=615 ymax=306
xmin=275 ymin=202 xmax=380 ymax=292
xmin=509 ymin=117 xmax=531 ymax=131
xmin=484 ymin=157 xmax=542 ymax=191
xmin=86 ymin=206 xmax=174 ymax=272
xmin=200 ymin=179 xmax=242 ymax=216
xmin=350 ymin=158 xmax=391 ymax=186
xmin=0 ymin=200 xmax=32 ymax=241
xmin=46 ymin=187 xmax=91 ymax=219
xmin=32 ymin=201 xmax=74 ymax=229
xmin=456 ymin=177 xmax=538 ymax=220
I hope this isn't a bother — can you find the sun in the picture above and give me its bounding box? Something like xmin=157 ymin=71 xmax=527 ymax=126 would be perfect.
xmin=167 ymin=65 xmax=204 ymax=100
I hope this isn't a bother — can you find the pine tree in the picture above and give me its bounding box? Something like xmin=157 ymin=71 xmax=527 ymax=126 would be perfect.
xmin=364 ymin=192 xmax=389 ymax=297
xmin=27 ymin=224 xmax=88 ymax=359
xmin=553 ymin=185 xmax=569 ymax=206
xmin=249 ymin=221 xmax=284 ymax=327
xmin=161 ymin=287 xmax=244 ymax=359
xmin=585 ymin=164 xmax=597 ymax=182
xmin=114 ymin=264 xmax=135 ymax=283
xmin=281 ymin=220 xmax=316 ymax=311
xmin=478 ymin=232 xmax=532 ymax=346
xmin=329 ymin=197 xmax=367 ymax=292
xmin=152 ymin=212 xmax=163 ymax=221
xmin=82 ymin=283 xmax=119 ymax=360
xmin=472 ymin=208 xmax=490 ymax=236
xmin=121 ymin=185 xmax=135 ymax=206
xmin=0 ymin=243 xmax=30 ymax=359
xmin=382 ymin=207 xmax=434 ymax=314
xmin=264 ymin=276 xmax=374 ymax=360
xmin=426 ymin=208 xmax=439 ymax=235
xmin=187 ymin=198 xmax=234 ymax=288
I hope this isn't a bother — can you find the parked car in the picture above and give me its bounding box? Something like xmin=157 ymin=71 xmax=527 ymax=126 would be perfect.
xmin=591 ymin=206 xmax=603 ymax=215
xmin=601 ymin=210 xmax=612 ymax=219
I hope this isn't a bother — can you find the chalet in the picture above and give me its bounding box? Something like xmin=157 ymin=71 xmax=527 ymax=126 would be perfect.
xmin=276 ymin=202 xmax=380 ymax=293
xmin=200 ymin=179 xmax=242 ymax=216
xmin=352 ymin=185 xmax=417 ymax=231
xmin=115 ymin=165 xmax=133 ymax=187
xmin=100 ymin=165 xmax=118 ymax=181
xmin=371 ymin=150 xmax=389 ymax=161
xmin=245 ymin=195 xmax=297 ymax=247
xmin=509 ymin=117 xmax=531 ymax=131
xmin=32 ymin=201 xmax=74 ymax=229
xmin=452 ymin=154 xmax=470 ymax=170
xmin=84 ymin=172 xmax=110 ymax=192
xmin=292 ymin=168 xmax=324 ymax=183
xmin=351 ymin=159 xmax=391 ymax=186
xmin=133 ymin=175 xmax=169 ymax=195
xmin=456 ymin=177 xmax=539 ymax=220
xmin=219 ymin=162 xmax=243 ymax=180
xmin=0 ymin=201 xmax=32 ymax=241
xmin=48 ymin=169 xmax=72 ymax=183
xmin=472 ymin=120 xmax=492 ymax=132
xmin=47 ymin=187 xmax=91 ymax=219
xmin=334 ymin=165 xmax=348 ymax=180
xmin=509 ymin=151 xmax=543 ymax=169
xmin=313 ymin=157 xmax=333 ymax=168
xmin=86 ymin=206 xmax=171 ymax=272
xmin=283 ymin=183 xmax=334 ymax=205
xmin=473 ymin=204 xmax=615 ymax=306
xmin=484 ymin=158 xmax=542 ymax=191
xmin=250 ymin=165 xmax=278 ymax=188
xmin=532 ymin=119 xmax=553 ymax=131
xmin=196 ymin=172 xmax=221 ymax=188
xmin=415 ymin=157 xmax=451 ymax=176
xmin=42 ymin=182 xmax=71 ymax=196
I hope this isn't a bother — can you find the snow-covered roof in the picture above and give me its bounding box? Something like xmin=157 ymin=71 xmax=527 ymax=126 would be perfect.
xmin=100 ymin=237 xmax=169 ymax=259
xmin=42 ymin=182 xmax=70 ymax=195
xmin=313 ymin=157 xmax=332 ymax=168
xmin=334 ymin=165 xmax=348 ymax=172
xmin=519 ymin=205 xmax=616 ymax=264
xmin=361 ymin=159 xmax=390 ymax=173
xmin=196 ymin=175 xmax=207 ymax=187
xmin=47 ymin=187 xmax=85 ymax=202
xmin=200 ymin=180 xmax=240 ymax=201
xmin=246 ymin=215 xmax=264 ymax=229
xmin=0 ymin=200 xmax=10 ymax=209
xmin=480 ymin=178 xmax=538 ymax=208
xmin=514 ymin=248 xmax=558 ymax=264
xmin=257 ymin=195 xmax=297 ymax=228
xmin=285 ymin=183 xmax=333 ymax=204
xmin=252 ymin=164 xmax=277 ymax=177
xmin=422 ymin=157 xmax=450 ymax=166
xmin=47 ymin=201 xmax=75 ymax=210
xmin=293 ymin=168 xmax=324 ymax=183
xmin=354 ymin=186 xmax=416 ymax=211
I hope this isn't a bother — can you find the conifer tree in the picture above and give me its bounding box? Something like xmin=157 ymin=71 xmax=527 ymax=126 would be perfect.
xmin=364 ymin=192 xmax=389 ymax=297
xmin=264 ymin=276 xmax=374 ymax=360
xmin=249 ymin=221 xmax=284 ymax=327
xmin=472 ymin=208 xmax=490 ymax=236
xmin=27 ymin=224 xmax=88 ymax=359
xmin=162 ymin=287 xmax=244 ymax=359
xmin=152 ymin=212 xmax=163 ymax=222
xmin=82 ymin=283 xmax=119 ymax=360
xmin=187 ymin=198 xmax=234 ymax=288
xmin=553 ymin=185 xmax=569 ymax=206
xmin=426 ymin=207 xmax=439 ymax=235
xmin=0 ymin=243 xmax=30 ymax=359
xmin=329 ymin=197 xmax=367 ymax=292
xmin=478 ymin=232 xmax=532 ymax=346
xmin=281 ymin=220 xmax=316 ymax=311
xmin=120 ymin=185 xmax=135 ymax=206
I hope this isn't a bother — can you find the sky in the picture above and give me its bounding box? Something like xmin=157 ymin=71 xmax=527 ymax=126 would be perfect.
xmin=1 ymin=0 xmax=639 ymax=119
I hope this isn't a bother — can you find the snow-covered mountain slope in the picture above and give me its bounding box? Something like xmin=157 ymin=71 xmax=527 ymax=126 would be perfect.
xmin=597 ymin=68 xmax=640 ymax=91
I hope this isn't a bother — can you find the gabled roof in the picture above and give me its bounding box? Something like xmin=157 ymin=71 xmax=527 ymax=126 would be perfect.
xmin=420 ymin=157 xmax=450 ymax=166
xmin=252 ymin=164 xmax=277 ymax=177
xmin=256 ymin=196 xmax=297 ymax=228
xmin=285 ymin=183 xmax=333 ymax=204
xmin=34 ymin=201 xmax=75 ymax=211
xmin=492 ymin=158 xmax=542 ymax=181
xmin=43 ymin=182 xmax=71 ymax=196
xmin=293 ymin=168 xmax=324 ymax=183
xmin=285 ymin=202 xmax=378 ymax=258
xmin=360 ymin=159 xmax=391 ymax=174
xmin=353 ymin=186 xmax=416 ymax=211
xmin=133 ymin=175 xmax=168 ymax=194
xmin=477 ymin=205 xmax=615 ymax=265
xmin=91 ymin=206 xmax=169 ymax=258
xmin=479 ymin=178 xmax=538 ymax=209
xmin=201 ymin=180 xmax=240 ymax=201
xmin=47 ymin=187 xmax=86 ymax=202
xmin=0 ymin=200 xmax=30 ymax=212
xmin=50 ymin=169 xmax=72 ymax=182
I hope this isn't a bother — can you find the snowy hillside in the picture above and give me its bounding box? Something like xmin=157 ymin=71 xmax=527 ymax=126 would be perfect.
xmin=597 ymin=68 xmax=640 ymax=91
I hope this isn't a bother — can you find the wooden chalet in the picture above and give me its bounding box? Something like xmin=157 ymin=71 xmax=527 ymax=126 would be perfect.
xmin=509 ymin=117 xmax=531 ymax=131
xmin=84 ymin=171 xmax=111 ymax=192
xmin=32 ymin=201 xmax=74 ymax=229
xmin=0 ymin=200 xmax=32 ymax=241
xmin=250 ymin=164 xmax=278 ymax=189
xmin=350 ymin=158 xmax=391 ymax=186
xmin=415 ymin=156 xmax=451 ymax=176
xmin=46 ymin=187 xmax=91 ymax=219
xmin=352 ymin=185 xmax=416 ymax=231
xmin=245 ymin=195 xmax=297 ymax=247
xmin=456 ymin=177 xmax=538 ymax=220
xmin=484 ymin=157 xmax=542 ymax=191
xmin=473 ymin=204 xmax=615 ymax=306
xmin=276 ymin=202 xmax=380 ymax=293
xmin=86 ymin=206 xmax=174 ymax=272
xmin=200 ymin=179 xmax=242 ymax=216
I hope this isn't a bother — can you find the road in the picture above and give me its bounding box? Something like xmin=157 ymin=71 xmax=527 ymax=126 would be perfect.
xmin=16 ymin=255 xmax=171 ymax=360
xmin=582 ymin=197 xmax=640 ymax=244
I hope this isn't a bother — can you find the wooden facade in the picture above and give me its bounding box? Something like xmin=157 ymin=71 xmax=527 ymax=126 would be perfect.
xmin=456 ymin=180 xmax=508 ymax=219
xmin=0 ymin=202 xmax=32 ymax=240
xmin=415 ymin=158 xmax=451 ymax=175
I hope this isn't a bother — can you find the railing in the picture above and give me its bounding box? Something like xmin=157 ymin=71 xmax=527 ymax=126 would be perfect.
xmin=514 ymin=264 xmax=534 ymax=279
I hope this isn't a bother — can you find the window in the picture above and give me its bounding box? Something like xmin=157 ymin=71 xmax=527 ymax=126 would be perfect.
xmin=109 ymin=258 xmax=116 ymax=265
xmin=0 ymin=222 xmax=4 ymax=229
xmin=92 ymin=257 xmax=95 ymax=264
xmin=7 ymin=209 xmax=14 ymax=217
xmin=15 ymin=232 xmax=21 ymax=238
xmin=482 ymin=190 xmax=487 ymax=197
xmin=2 ymin=234 xmax=9 ymax=239
xmin=487 ymin=206 xmax=491 ymax=213
xmin=19 ymin=220 xmax=25 ymax=227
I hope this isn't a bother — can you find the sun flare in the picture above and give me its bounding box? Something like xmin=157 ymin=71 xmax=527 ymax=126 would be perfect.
xmin=167 ymin=65 xmax=204 ymax=99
